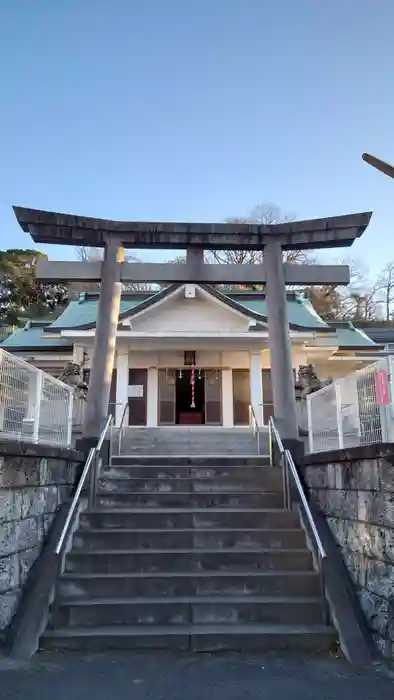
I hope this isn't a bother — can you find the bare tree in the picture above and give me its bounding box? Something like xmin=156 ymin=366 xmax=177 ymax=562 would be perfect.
xmin=340 ymin=290 xmax=380 ymax=322
xmin=73 ymin=246 xmax=155 ymax=292
xmin=68 ymin=247 xmax=102 ymax=295
xmin=376 ymin=260 xmax=394 ymax=321
xmin=304 ymin=256 xmax=381 ymax=323
xmin=303 ymin=285 xmax=342 ymax=321
xmin=200 ymin=204 xmax=314 ymax=292
xmin=162 ymin=205 xmax=315 ymax=292
xmin=249 ymin=203 xmax=307 ymax=265
xmin=76 ymin=246 xmax=103 ymax=262
xmin=333 ymin=258 xmax=381 ymax=322
xmin=208 ymin=204 xmax=314 ymax=272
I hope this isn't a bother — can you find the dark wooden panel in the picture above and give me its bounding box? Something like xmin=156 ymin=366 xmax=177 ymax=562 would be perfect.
xmin=263 ymin=403 xmax=275 ymax=425
xmin=233 ymin=369 xmax=250 ymax=426
xmin=233 ymin=401 xmax=249 ymax=425
xmin=206 ymin=401 xmax=221 ymax=424
xmin=128 ymin=368 xmax=147 ymax=426
xmin=159 ymin=401 xmax=175 ymax=424
xmin=158 ymin=369 xmax=175 ymax=425
xmin=205 ymin=370 xmax=222 ymax=425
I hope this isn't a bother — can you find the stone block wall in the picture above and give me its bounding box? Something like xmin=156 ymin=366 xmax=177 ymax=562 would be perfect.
xmin=302 ymin=445 xmax=394 ymax=660
xmin=0 ymin=441 xmax=83 ymax=632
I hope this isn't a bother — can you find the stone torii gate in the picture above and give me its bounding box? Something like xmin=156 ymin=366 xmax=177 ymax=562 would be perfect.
xmin=13 ymin=207 xmax=372 ymax=450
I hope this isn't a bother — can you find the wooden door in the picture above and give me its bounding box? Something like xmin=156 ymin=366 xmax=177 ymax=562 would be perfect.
xmin=158 ymin=369 xmax=176 ymax=424
xmin=205 ymin=370 xmax=222 ymax=425
xmin=128 ymin=369 xmax=147 ymax=425
xmin=232 ymin=369 xmax=250 ymax=425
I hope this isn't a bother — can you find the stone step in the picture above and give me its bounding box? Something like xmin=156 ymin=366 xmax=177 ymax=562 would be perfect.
xmin=120 ymin=448 xmax=262 ymax=457
xmin=117 ymin=430 xmax=262 ymax=444
xmin=65 ymin=548 xmax=313 ymax=574
xmin=53 ymin=596 xmax=324 ymax=627
xmin=118 ymin=427 xmax=259 ymax=434
xmin=73 ymin=528 xmax=307 ymax=551
xmin=121 ymin=437 xmax=260 ymax=445
xmin=121 ymin=431 xmax=259 ymax=439
xmin=115 ymin=434 xmax=266 ymax=456
xmin=98 ymin=475 xmax=283 ymax=492
xmin=95 ymin=491 xmax=284 ymax=509
xmin=79 ymin=508 xmax=299 ymax=530
xmin=110 ymin=456 xmax=270 ymax=467
xmin=41 ymin=623 xmax=336 ymax=652
xmin=105 ymin=464 xmax=274 ymax=481
xmin=43 ymin=426 xmax=337 ymax=653
xmin=58 ymin=570 xmax=321 ymax=599
xmin=120 ymin=449 xmax=262 ymax=457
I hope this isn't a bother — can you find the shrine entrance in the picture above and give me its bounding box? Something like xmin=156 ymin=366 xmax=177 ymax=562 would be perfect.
xmin=176 ymin=369 xmax=205 ymax=425
xmin=158 ymin=369 xmax=222 ymax=426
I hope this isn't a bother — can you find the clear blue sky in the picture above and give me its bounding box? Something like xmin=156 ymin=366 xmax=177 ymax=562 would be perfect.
xmin=0 ymin=0 xmax=393 ymax=275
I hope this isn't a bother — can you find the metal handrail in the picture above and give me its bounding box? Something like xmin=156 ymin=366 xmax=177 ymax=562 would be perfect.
xmin=249 ymin=404 xmax=260 ymax=454
xmin=268 ymin=417 xmax=326 ymax=557
xmin=284 ymin=448 xmax=326 ymax=559
xmin=55 ymin=414 xmax=113 ymax=556
xmin=268 ymin=416 xmax=328 ymax=622
xmin=268 ymin=416 xmax=283 ymax=466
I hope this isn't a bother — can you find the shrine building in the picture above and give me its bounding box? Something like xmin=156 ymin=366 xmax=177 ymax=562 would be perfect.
xmin=1 ymin=282 xmax=379 ymax=428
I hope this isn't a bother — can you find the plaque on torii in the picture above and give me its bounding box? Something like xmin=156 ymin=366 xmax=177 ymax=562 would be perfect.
xmin=13 ymin=206 xmax=372 ymax=451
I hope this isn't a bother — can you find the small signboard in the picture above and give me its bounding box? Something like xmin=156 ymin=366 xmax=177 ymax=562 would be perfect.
xmin=129 ymin=384 xmax=144 ymax=398
xmin=375 ymin=370 xmax=389 ymax=405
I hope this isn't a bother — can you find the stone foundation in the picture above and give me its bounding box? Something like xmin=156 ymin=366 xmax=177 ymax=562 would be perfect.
xmin=0 ymin=441 xmax=83 ymax=632
xmin=302 ymin=444 xmax=394 ymax=660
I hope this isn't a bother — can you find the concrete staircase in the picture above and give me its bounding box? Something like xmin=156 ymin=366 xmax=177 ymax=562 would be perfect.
xmin=41 ymin=455 xmax=337 ymax=651
xmin=115 ymin=427 xmax=267 ymax=456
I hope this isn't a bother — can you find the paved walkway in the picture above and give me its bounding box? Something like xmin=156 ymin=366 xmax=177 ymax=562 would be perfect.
xmin=0 ymin=651 xmax=393 ymax=700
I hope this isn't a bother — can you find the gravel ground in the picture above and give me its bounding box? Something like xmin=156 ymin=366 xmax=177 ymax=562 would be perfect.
xmin=0 ymin=650 xmax=393 ymax=700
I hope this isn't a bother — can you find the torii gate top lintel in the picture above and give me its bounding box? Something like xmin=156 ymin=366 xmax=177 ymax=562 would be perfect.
xmin=13 ymin=206 xmax=372 ymax=251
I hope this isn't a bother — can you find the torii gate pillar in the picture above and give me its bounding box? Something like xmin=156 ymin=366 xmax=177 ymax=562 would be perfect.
xmin=265 ymin=240 xmax=298 ymax=442
xmin=83 ymin=239 xmax=124 ymax=439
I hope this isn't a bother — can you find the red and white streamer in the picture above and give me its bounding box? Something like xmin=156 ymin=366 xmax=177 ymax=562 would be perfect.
xmin=191 ymin=366 xmax=196 ymax=408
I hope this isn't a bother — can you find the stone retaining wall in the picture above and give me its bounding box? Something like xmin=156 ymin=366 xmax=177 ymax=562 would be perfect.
xmin=0 ymin=441 xmax=83 ymax=632
xmin=302 ymin=444 xmax=394 ymax=660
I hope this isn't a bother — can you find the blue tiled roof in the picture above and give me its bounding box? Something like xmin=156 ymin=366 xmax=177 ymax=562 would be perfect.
xmin=232 ymin=296 xmax=329 ymax=330
xmin=1 ymin=323 xmax=72 ymax=349
xmin=49 ymin=289 xmax=331 ymax=331
xmin=49 ymin=297 xmax=145 ymax=328
xmin=359 ymin=327 xmax=394 ymax=344
xmin=334 ymin=326 xmax=376 ymax=347
xmin=0 ymin=287 xmax=376 ymax=350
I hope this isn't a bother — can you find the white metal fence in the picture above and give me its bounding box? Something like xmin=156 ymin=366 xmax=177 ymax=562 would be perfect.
xmin=306 ymin=357 xmax=394 ymax=453
xmin=0 ymin=349 xmax=74 ymax=446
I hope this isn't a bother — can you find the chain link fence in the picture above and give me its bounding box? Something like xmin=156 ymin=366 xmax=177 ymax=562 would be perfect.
xmin=0 ymin=348 xmax=74 ymax=446
xmin=305 ymin=358 xmax=394 ymax=453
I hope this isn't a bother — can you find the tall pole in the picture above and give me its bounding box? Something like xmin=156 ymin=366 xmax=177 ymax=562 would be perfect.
xmin=362 ymin=153 xmax=394 ymax=179
xmin=83 ymin=237 xmax=124 ymax=439
xmin=264 ymin=240 xmax=299 ymax=443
